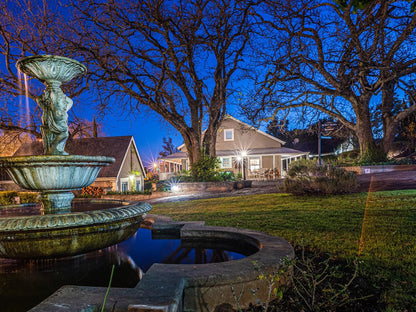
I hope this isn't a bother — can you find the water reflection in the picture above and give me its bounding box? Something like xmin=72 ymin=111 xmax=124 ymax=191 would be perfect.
xmin=0 ymin=228 xmax=247 ymax=312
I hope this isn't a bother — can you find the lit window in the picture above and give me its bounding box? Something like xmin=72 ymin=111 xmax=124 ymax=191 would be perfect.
xmin=249 ymin=157 xmax=260 ymax=171
xmin=224 ymin=129 xmax=234 ymax=141
xmin=221 ymin=157 xmax=232 ymax=168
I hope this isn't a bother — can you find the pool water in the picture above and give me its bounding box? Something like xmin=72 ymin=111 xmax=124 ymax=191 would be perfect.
xmin=0 ymin=228 xmax=248 ymax=312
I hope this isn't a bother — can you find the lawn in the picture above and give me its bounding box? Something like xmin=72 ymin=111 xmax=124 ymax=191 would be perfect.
xmin=151 ymin=190 xmax=416 ymax=311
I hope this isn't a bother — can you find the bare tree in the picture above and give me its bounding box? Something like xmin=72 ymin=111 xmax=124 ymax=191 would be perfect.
xmin=60 ymin=0 xmax=253 ymax=164
xmin=249 ymin=0 xmax=416 ymax=159
xmin=159 ymin=137 xmax=178 ymax=157
xmin=0 ymin=0 xmax=91 ymax=145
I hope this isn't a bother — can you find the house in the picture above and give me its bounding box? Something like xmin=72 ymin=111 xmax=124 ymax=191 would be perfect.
xmin=1 ymin=136 xmax=145 ymax=192
xmin=159 ymin=116 xmax=308 ymax=180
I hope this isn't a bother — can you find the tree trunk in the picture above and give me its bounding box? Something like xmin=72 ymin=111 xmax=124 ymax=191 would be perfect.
xmin=383 ymin=118 xmax=398 ymax=154
xmin=183 ymin=133 xmax=201 ymax=166
xmin=381 ymin=79 xmax=398 ymax=154
xmin=355 ymin=103 xmax=376 ymax=157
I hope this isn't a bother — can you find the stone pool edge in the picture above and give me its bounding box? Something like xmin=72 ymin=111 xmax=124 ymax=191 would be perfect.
xmin=28 ymin=214 xmax=294 ymax=312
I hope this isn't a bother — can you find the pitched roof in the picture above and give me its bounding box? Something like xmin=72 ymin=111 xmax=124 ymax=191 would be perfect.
xmin=177 ymin=115 xmax=286 ymax=150
xmin=13 ymin=136 xmax=138 ymax=178
xmin=224 ymin=115 xmax=287 ymax=145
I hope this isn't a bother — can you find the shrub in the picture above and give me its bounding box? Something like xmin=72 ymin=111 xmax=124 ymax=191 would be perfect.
xmin=0 ymin=191 xmax=18 ymax=205
xmin=216 ymin=171 xmax=236 ymax=181
xmin=283 ymin=159 xmax=358 ymax=195
xmin=190 ymin=153 xmax=221 ymax=182
xmin=18 ymin=192 xmax=39 ymax=204
xmin=81 ymin=186 xmax=104 ymax=198
xmin=106 ymin=190 xmax=152 ymax=195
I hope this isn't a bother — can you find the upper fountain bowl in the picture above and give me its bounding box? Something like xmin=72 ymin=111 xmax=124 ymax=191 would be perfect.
xmin=16 ymin=55 xmax=87 ymax=84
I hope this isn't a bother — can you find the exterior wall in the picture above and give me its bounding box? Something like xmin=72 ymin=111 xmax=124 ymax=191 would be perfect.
xmin=262 ymin=155 xmax=273 ymax=168
xmin=216 ymin=118 xmax=282 ymax=151
xmin=117 ymin=143 xmax=145 ymax=191
xmin=181 ymin=159 xmax=188 ymax=171
xmin=275 ymin=155 xmax=282 ymax=177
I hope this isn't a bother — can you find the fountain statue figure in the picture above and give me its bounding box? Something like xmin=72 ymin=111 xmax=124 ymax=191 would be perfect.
xmin=17 ymin=55 xmax=86 ymax=155
xmin=0 ymin=55 xmax=151 ymax=259
xmin=38 ymin=82 xmax=72 ymax=155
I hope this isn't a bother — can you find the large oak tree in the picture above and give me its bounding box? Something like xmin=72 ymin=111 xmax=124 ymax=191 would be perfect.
xmin=250 ymin=0 xmax=416 ymax=159
xmin=64 ymin=0 xmax=253 ymax=164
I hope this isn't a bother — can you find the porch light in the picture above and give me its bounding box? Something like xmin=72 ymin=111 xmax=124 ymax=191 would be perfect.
xmin=241 ymin=151 xmax=248 ymax=180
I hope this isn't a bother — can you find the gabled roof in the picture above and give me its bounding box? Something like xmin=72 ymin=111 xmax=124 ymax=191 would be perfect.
xmin=224 ymin=115 xmax=287 ymax=145
xmin=13 ymin=136 xmax=144 ymax=178
xmin=177 ymin=115 xmax=286 ymax=150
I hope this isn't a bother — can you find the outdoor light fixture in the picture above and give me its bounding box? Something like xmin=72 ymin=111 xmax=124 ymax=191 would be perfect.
xmin=241 ymin=151 xmax=248 ymax=180
xmin=171 ymin=185 xmax=180 ymax=192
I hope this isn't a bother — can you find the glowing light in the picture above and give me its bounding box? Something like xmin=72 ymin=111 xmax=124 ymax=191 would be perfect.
xmin=171 ymin=185 xmax=180 ymax=192
xmin=153 ymin=162 xmax=158 ymax=168
xmin=241 ymin=151 xmax=247 ymax=157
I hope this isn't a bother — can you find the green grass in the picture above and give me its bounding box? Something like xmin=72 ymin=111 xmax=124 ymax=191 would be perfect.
xmin=151 ymin=190 xmax=416 ymax=311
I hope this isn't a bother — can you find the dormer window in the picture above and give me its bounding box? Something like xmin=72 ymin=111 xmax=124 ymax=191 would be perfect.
xmin=224 ymin=129 xmax=234 ymax=141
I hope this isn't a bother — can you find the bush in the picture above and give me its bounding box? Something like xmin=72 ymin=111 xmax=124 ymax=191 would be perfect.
xmin=18 ymin=192 xmax=39 ymax=204
xmin=106 ymin=190 xmax=152 ymax=195
xmin=80 ymin=186 xmax=104 ymax=198
xmin=268 ymin=247 xmax=376 ymax=312
xmin=190 ymin=153 xmax=221 ymax=182
xmin=0 ymin=191 xmax=18 ymax=205
xmin=283 ymin=159 xmax=358 ymax=195
xmin=216 ymin=171 xmax=237 ymax=181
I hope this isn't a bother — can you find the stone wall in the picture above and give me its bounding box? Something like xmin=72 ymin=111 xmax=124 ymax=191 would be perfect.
xmin=342 ymin=164 xmax=416 ymax=175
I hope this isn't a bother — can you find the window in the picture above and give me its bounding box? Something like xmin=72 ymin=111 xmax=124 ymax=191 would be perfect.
xmin=249 ymin=157 xmax=260 ymax=171
xmin=221 ymin=157 xmax=232 ymax=168
xmin=224 ymin=129 xmax=234 ymax=141
xmin=135 ymin=180 xmax=141 ymax=191
xmin=121 ymin=182 xmax=128 ymax=192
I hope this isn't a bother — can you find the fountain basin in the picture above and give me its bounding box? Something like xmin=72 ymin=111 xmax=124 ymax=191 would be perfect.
xmin=16 ymin=55 xmax=87 ymax=84
xmin=0 ymin=200 xmax=151 ymax=259
xmin=0 ymin=155 xmax=115 ymax=212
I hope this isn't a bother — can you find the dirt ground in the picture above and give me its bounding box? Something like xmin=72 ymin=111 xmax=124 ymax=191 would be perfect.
xmin=147 ymin=170 xmax=416 ymax=204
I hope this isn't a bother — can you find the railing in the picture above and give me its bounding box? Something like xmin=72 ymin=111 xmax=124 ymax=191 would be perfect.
xmin=247 ymin=168 xmax=282 ymax=180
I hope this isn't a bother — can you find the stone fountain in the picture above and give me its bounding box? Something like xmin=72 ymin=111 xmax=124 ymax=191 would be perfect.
xmin=0 ymin=55 xmax=151 ymax=259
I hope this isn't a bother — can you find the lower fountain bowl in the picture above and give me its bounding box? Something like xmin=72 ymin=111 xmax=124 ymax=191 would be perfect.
xmin=0 ymin=200 xmax=151 ymax=259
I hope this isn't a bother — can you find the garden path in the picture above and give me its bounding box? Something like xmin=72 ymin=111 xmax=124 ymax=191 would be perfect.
xmin=147 ymin=170 xmax=416 ymax=204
